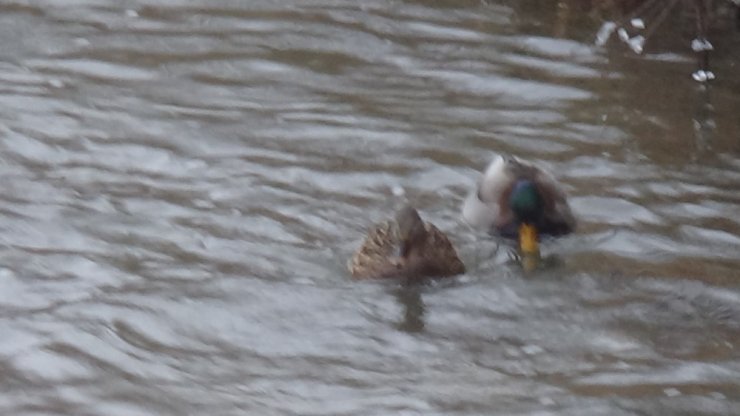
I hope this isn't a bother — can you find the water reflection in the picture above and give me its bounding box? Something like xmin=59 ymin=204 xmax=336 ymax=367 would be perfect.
xmin=691 ymin=84 xmax=716 ymax=160
xmin=524 ymin=0 xmax=740 ymax=81
xmin=0 ymin=0 xmax=739 ymax=415
xmin=393 ymin=284 xmax=426 ymax=333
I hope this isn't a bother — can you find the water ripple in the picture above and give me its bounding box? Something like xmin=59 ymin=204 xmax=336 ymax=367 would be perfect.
xmin=0 ymin=0 xmax=739 ymax=415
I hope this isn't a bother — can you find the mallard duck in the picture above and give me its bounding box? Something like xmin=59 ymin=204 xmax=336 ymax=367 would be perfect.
xmin=349 ymin=205 xmax=466 ymax=279
xmin=462 ymin=155 xmax=576 ymax=256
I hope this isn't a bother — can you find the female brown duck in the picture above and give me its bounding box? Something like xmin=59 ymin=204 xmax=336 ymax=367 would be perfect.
xmin=349 ymin=205 xmax=466 ymax=279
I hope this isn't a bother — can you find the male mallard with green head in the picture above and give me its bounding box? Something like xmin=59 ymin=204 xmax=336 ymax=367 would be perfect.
xmin=349 ymin=205 xmax=466 ymax=279
xmin=462 ymin=155 xmax=576 ymax=256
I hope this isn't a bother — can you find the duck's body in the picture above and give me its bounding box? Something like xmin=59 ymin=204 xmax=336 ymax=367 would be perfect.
xmin=462 ymin=155 xmax=575 ymax=253
xmin=349 ymin=206 xmax=466 ymax=280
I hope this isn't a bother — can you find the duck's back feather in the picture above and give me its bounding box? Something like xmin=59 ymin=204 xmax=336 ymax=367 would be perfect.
xmin=349 ymin=220 xmax=398 ymax=279
xmin=349 ymin=220 xmax=465 ymax=279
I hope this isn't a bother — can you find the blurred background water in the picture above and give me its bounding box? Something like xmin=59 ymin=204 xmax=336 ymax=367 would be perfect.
xmin=0 ymin=0 xmax=739 ymax=414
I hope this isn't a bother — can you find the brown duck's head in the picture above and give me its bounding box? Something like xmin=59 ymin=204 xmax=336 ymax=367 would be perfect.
xmin=395 ymin=205 xmax=427 ymax=259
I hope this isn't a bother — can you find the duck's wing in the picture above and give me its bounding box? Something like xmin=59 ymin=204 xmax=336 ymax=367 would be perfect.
xmin=532 ymin=166 xmax=577 ymax=236
xmin=349 ymin=220 xmax=400 ymax=279
xmin=423 ymin=223 xmax=466 ymax=276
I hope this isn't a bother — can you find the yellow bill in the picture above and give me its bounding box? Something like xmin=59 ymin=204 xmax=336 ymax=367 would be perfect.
xmin=519 ymin=223 xmax=539 ymax=256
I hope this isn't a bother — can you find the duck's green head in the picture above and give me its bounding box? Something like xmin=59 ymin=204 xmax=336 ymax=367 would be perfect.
xmin=395 ymin=205 xmax=427 ymax=258
xmin=509 ymin=180 xmax=543 ymax=224
xmin=509 ymin=180 xmax=543 ymax=256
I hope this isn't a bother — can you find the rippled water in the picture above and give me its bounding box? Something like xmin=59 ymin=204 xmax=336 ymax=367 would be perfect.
xmin=1 ymin=0 xmax=739 ymax=414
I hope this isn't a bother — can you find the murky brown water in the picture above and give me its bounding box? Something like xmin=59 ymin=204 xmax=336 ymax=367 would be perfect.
xmin=1 ymin=0 xmax=739 ymax=414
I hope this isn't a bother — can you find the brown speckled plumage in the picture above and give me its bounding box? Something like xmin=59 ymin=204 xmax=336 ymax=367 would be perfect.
xmin=349 ymin=207 xmax=466 ymax=279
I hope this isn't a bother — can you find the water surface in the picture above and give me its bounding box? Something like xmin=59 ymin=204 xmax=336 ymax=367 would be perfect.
xmin=1 ymin=1 xmax=739 ymax=415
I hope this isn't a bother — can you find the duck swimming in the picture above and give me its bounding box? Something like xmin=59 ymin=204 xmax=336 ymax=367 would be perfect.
xmin=462 ymin=155 xmax=576 ymax=256
xmin=349 ymin=205 xmax=466 ymax=279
